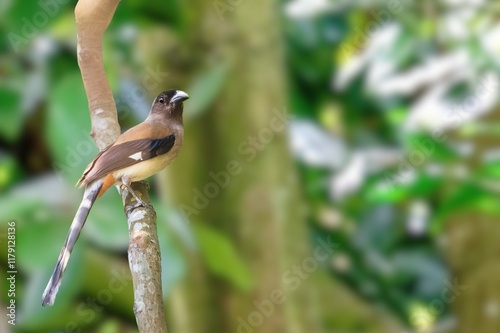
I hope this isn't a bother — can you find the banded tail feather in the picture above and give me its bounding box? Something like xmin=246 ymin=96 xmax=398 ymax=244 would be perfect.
xmin=42 ymin=179 xmax=103 ymax=307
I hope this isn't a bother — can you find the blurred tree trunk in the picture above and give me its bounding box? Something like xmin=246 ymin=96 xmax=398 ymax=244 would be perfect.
xmin=443 ymin=108 xmax=500 ymax=333
xmin=158 ymin=0 xmax=325 ymax=332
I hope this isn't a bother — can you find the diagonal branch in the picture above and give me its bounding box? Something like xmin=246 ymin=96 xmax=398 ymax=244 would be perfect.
xmin=75 ymin=0 xmax=167 ymax=332
xmin=75 ymin=0 xmax=120 ymax=149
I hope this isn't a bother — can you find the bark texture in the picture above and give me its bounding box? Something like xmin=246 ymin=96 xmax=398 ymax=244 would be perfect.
xmin=75 ymin=0 xmax=167 ymax=331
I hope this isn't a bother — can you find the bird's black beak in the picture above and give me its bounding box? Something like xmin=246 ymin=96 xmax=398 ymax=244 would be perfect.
xmin=170 ymin=90 xmax=189 ymax=104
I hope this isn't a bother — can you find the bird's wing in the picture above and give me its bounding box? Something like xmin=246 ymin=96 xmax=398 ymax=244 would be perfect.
xmin=78 ymin=134 xmax=176 ymax=186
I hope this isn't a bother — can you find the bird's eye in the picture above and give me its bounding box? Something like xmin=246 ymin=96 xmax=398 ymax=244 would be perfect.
xmin=159 ymin=97 xmax=165 ymax=104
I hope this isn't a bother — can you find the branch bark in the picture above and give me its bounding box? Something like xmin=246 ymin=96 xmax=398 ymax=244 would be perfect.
xmin=75 ymin=1 xmax=167 ymax=332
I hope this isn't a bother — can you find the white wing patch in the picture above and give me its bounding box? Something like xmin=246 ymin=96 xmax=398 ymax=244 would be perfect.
xmin=129 ymin=152 xmax=143 ymax=161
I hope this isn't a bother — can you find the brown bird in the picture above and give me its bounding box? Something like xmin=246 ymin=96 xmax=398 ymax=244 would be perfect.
xmin=42 ymin=89 xmax=189 ymax=306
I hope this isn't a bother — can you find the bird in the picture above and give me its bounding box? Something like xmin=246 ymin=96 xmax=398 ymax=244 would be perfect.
xmin=42 ymin=89 xmax=189 ymax=307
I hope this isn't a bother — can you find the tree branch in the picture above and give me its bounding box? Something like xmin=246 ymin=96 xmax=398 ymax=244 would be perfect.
xmin=74 ymin=1 xmax=167 ymax=332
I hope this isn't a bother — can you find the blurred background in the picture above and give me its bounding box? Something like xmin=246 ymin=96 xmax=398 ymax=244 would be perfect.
xmin=1 ymin=0 xmax=500 ymax=332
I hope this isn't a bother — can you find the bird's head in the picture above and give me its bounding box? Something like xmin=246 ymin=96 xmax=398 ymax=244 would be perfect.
xmin=151 ymin=89 xmax=189 ymax=121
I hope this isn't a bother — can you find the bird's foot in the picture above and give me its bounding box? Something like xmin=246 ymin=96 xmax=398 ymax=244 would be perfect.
xmin=121 ymin=182 xmax=154 ymax=214
xmin=126 ymin=199 xmax=154 ymax=215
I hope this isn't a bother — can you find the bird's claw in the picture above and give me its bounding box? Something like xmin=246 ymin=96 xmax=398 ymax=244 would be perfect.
xmin=126 ymin=200 xmax=154 ymax=215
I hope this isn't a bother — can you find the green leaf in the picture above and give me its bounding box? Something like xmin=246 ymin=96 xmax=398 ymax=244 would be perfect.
xmin=16 ymin=218 xmax=70 ymax=271
xmin=477 ymin=160 xmax=500 ymax=179
xmin=404 ymin=133 xmax=458 ymax=162
xmin=5 ymin=1 xmax=46 ymax=34
xmin=365 ymin=180 xmax=410 ymax=203
xmin=386 ymin=107 xmax=407 ymax=126
xmin=155 ymin=203 xmax=188 ymax=297
xmin=194 ymin=224 xmax=252 ymax=291
xmin=4 ymin=0 xmax=71 ymax=53
xmin=96 ymin=319 xmax=121 ymax=333
xmin=18 ymin=271 xmax=96 ymax=331
xmin=45 ymin=73 xmax=97 ymax=183
xmin=85 ymin=191 xmax=130 ymax=251
xmin=185 ymin=63 xmax=228 ymax=119
xmin=431 ymin=183 xmax=493 ymax=233
xmin=436 ymin=184 xmax=483 ymax=215
xmin=0 ymin=154 xmax=24 ymax=191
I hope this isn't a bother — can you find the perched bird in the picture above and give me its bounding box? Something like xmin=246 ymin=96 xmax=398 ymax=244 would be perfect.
xmin=42 ymin=89 xmax=189 ymax=307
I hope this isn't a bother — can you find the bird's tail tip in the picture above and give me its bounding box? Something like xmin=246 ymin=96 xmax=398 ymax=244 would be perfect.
xmin=41 ymin=280 xmax=59 ymax=307
xmin=41 ymin=179 xmax=103 ymax=306
xmin=41 ymin=294 xmax=55 ymax=307
xmin=41 ymin=248 xmax=69 ymax=307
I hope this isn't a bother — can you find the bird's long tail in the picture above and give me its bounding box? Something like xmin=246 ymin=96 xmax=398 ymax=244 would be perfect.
xmin=42 ymin=179 xmax=103 ymax=306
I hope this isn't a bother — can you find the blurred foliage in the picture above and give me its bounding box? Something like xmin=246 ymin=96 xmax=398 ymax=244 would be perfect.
xmin=285 ymin=0 xmax=499 ymax=331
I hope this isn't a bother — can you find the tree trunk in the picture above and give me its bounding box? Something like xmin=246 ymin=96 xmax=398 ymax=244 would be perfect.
xmin=443 ymin=107 xmax=500 ymax=333
xmin=160 ymin=0 xmax=323 ymax=332
xmin=156 ymin=1 xmax=407 ymax=332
